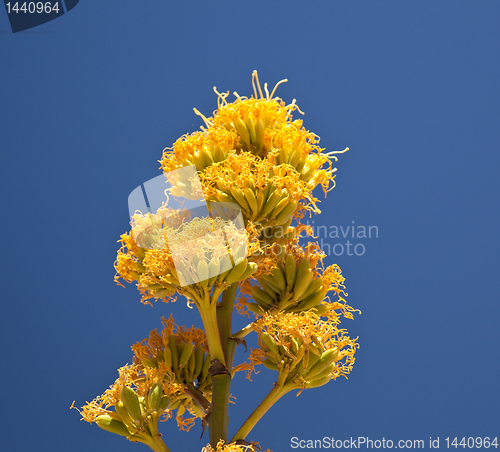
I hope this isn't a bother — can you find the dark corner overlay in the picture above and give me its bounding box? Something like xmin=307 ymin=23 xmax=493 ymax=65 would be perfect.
xmin=3 ymin=0 xmax=79 ymax=33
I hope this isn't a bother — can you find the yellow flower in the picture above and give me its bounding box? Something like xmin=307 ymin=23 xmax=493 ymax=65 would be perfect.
xmin=77 ymin=363 xmax=175 ymax=427
xmin=238 ymin=239 xmax=351 ymax=317
xmin=235 ymin=309 xmax=358 ymax=388
xmin=160 ymin=71 xmax=344 ymax=229
xmin=115 ymin=214 xmax=255 ymax=305
xmin=118 ymin=72 xmax=349 ymax=306
xmin=198 ymin=151 xmax=309 ymax=225
xmin=77 ymin=317 xmax=213 ymax=435
xmin=131 ymin=315 xmax=212 ymax=431
xmin=132 ymin=315 xmax=208 ymax=362
xmin=80 ymin=72 xmax=356 ymax=452
xmin=161 ymin=127 xmax=238 ymax=174
xmin=202 ymin=440 xmax=271 ymax=452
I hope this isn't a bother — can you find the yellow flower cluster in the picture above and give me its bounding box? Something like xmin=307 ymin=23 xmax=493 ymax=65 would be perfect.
xmin=161 ymin=71 xmax=344 ymax=233
xmin=115 ymin=214 xmax=259 ymax=306
xmin=115 ymin=71 xmax=346 ymax=306
xmin=236 ymin=309 xmax=358 ymax=391
xmin=202 ymin=440 xmax=270 ymax=452
xmin=132 ymin=315 xmax=213 ymax=431
xmin=236 ymin=239 xmax=349 ymax=318
xmin=76 ymin=363 xmax=176 ymax=445
xmin=79 ymin=72 xmax=357 ymax=452
xmin=78 ymin=315 xmax=214 ymax=434
xmin=78 ymin=364 xmax=167 ymax=421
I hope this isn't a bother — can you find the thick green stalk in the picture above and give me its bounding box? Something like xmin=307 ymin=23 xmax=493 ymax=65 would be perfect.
xmin=218 ymin=283 xmax=238 ymax=368
xmin=209 ymin=372 xmax=231 ymax=446
xmin=231 ymin=384 xmax=290 ymax=442
xmin=197 ymin=293 xmax=227 ymax=447
xmin=209 ymin=283 xmax=237 ymax=447
xmin=198 ymin=303 xmax=226 ymax=365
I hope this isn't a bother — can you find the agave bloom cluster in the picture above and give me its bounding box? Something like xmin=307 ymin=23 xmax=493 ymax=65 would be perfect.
xmin=240 ymin=310 xmax=357 ymax=387
xmin=161 ymin=74 xmax=341 ymax=229
xmin=76 ymin=363 xmax=176 ymax=449
xmin=76 ymin=72 xmax=357 ymax=452
xmin=202 ymin=440 xmax=270 ymax=452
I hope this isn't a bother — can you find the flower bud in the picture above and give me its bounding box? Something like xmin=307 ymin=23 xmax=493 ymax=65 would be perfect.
xmin=120 ymin=387 xmax=143 ymax=422
xmin=141 ymin=357 xmax=158 ymax=369
xmin=157 ymin=396 xmax=169 ymax=413
xmin=147 ymin=381 xmax=163 ymax=412
xmin=261 ymin=332 xmax=280 ymax=358
xmin=306 ymin=348 xmax=339 ymax=379
xmin=95 ymin=415 xmax=131 ymax=437
xmin=305 ymin=375 xmax=332 ymax=389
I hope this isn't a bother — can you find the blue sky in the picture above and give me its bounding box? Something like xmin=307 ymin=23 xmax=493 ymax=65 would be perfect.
xmin=1 ymin=2 xmax=499 ymax=451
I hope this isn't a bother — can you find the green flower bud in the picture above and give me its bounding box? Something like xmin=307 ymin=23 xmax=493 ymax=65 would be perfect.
xmin=141 ymin=357 xmax=158 ymax=369
xmin=235 ymin=261 xmax=258 ymax=282
xmin=263 ymin=358 xmax=278 ymax=370
xmin=261 ymin=332 xmax=280 ymax=358
xmin=298 ymin=277 xmax=324 ymax=302
xmin=200 ymin=354 xmax=211 ymax=383
xmin=309 ymin=362 xmax=336 ymax=381
xmin=193 ymin=345 xmax=205 ymax=379
xmin=178 ymin=341 xmax=194 ymax=371
xmin=305 ymin=375 xmax=332 ymax=389
xmin=168 ymin=335 xmax=178 ymax=370
xmin=158 ymin=396 xmax=170 ymax=412
xmin=120 ymin=387 xmax=143 ymax=422
xmin=246 ymin=302 xmax=263 ymax=314
xmin=224 ymin=258 xmax=248 ymax=285
xmin=115 ymin=401 xmax=134 ymax=428
xmin=95 ymin=415 xmax=131 ymax=437
xmin=163 ymin=346 xmax=172 ymax=369
xmin=147 ymin=381 xmax=163 ymax=412
xmin=197 ymin=259 xmax=209 ymax=283
xmin=306 ymin=348 xmax=339 ymax=379
xmin=130 ymin=262 xmax=147 ymax=274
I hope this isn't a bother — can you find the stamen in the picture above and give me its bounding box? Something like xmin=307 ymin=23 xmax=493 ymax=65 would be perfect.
xmin=286 ymin=99 xmax=305 ymax=115
xmin=270 ymin=78 xmax=288 ymax=99
xmin=325 ymin=147 xmax=349 ymax=158
xmin=252 ymin=72 xmax=258 ymax=99
xmin=193 ymin=108 xmax=212 ymax=128
xmin=252 ymin=70 xmax=264 ymax=99
xmin=213 ymin=87 xmax=229 ymax=109
xmin=264 ymin=82 xmax=270 ymax=100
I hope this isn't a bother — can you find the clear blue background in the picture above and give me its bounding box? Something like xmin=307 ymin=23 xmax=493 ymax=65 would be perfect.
xmin=1 ymin=2 xmax=499 ymax=451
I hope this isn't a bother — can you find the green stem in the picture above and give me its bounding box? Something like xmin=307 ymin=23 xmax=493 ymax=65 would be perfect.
xmin=144 ymin=433 xmax=171 ymax=452
xmin=218 ymin=283 xmax=238 ymax=368
xmin=182 ymin=286 xmax=204 ymax=306
xmin=198 ymin=304 xmax=226 ymax=365
xmin=211 ymin=284 xmax=225 ymax=304
xmin=209 ymin=372 xmax=231 ymax=447
xmin=185 ymin=384 xmax=210 ymax=412
xmin=231 ymin=384 xmax=290 ymax=442
xmin=209 ymin=283 xmax=237 ymax=448
xmin=232 ymin=322 xmax=255 ymax=339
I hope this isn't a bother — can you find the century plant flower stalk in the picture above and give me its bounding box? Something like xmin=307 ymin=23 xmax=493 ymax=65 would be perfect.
xmin=74 ymin=71 xmax=358 ymax=452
